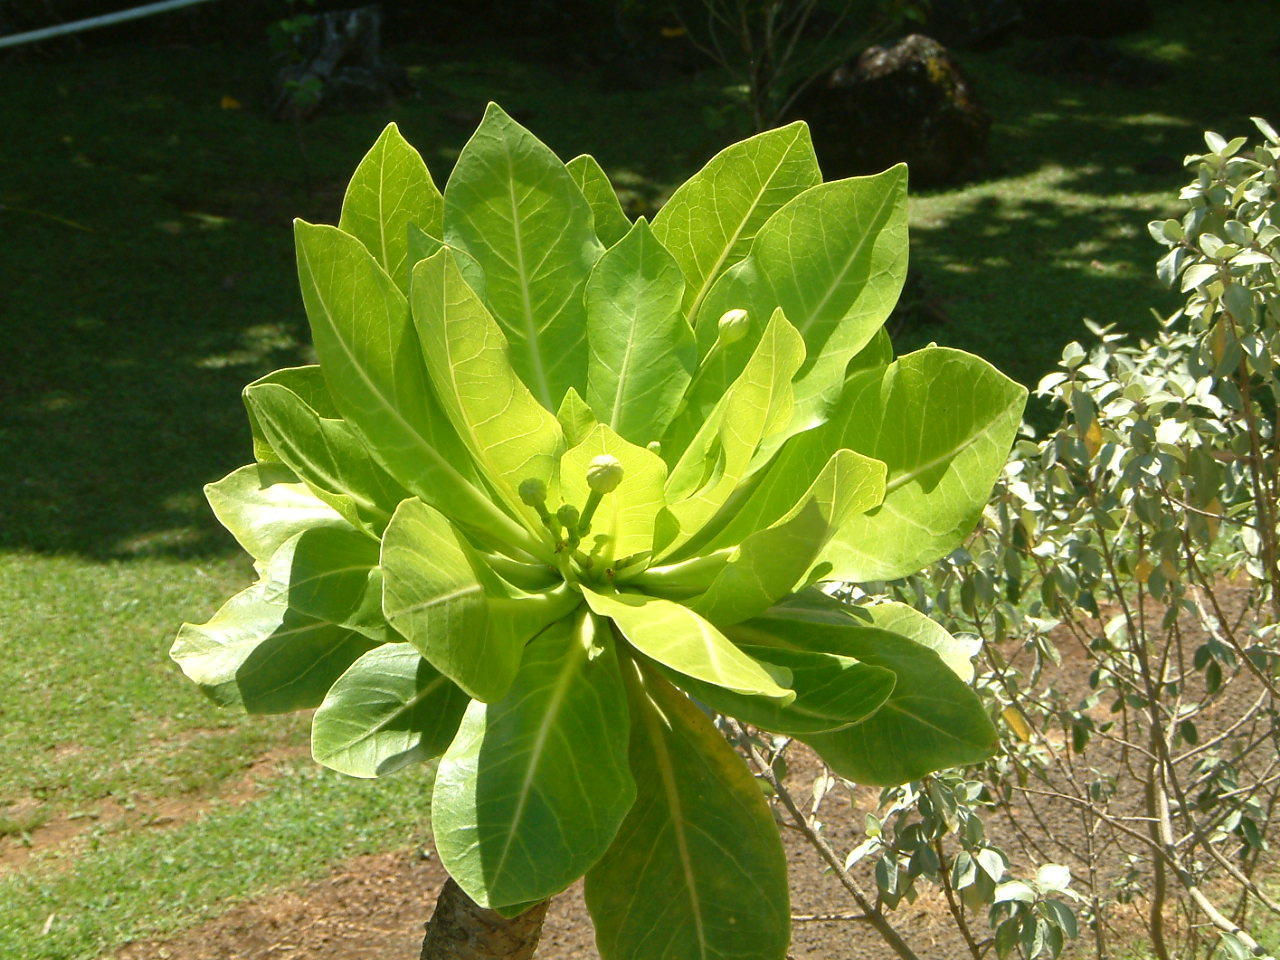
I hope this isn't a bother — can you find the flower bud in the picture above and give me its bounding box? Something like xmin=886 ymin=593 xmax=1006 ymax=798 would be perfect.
xmin=557 ymin=504 xmax=580 ymax=529
xmin=717 ymin=308 xmax=749 ymax=345
xmin=646 ymin=440 xmax=662 ymax=455
xmin=586 ymin=454 xmax=624 ymax=494
xmin=518 ymin=477 xmax=548 ymax=506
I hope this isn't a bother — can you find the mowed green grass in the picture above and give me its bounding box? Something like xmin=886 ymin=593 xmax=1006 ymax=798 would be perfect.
xmin=1 ymin=2 xmax=1278 ymax=956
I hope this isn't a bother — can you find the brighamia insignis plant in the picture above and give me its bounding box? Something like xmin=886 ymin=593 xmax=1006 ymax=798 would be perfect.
xmin=173 ymin=103 xmax=1025 ymax=959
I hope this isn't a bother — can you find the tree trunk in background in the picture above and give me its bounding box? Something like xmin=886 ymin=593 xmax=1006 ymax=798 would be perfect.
xmin=420 ymin=878 xmax=548 ymax=960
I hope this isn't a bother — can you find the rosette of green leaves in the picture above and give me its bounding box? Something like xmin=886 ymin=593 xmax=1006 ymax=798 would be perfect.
xmin=172 ymin=105 xmax=1025 ymax=959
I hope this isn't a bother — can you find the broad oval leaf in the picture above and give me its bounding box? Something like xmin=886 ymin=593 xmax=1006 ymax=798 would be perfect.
xmin=244 ymin=380 xmax=408 ymax=535
xmin=432 ymin=613 xmax=635 ymax=908
xmin=691 ymin=165 xmax=909 ymax=433
xmin=204 ymin=462 xmax=347 ymax=566
xmin=734 ymin=600 xmax=996 ymax=784
xmin=171 ymin=582 xmax=376 ymax=714
xmin=444 ymin=102 xmax=603 ymax=407
xmin=585 ymin=663 xmax=790 ymax=960
xmin=293 ymin=221 xmax=536 ymax=555
xmin=584 ymin=218 xmax=695 ymax=445
xmin=245 ymin=364 xmax=338 ymax=462
xmin=687 ymin=449 xmax=886 ymax=626
xmin=568 ymin=153 xmax=632 ymax=247
xmin=666 ymin=642 xmax=895 ymax=735
xmin=381 ymin=498 xmax=574 ymax=703
xmin=338 ymin=121 xmax=443 ymax=292
xmin=259 ymin=526 xmax=387 ymax=642
xmin=581 ymin=586 xmax=792 ymax=701
xmin=653 ymin=121 xmax=821 ymax=321
xmin=411 ymin=248 xmax=566 ymax=537
xmin=311 ymin=642 xmax=469 ymax=778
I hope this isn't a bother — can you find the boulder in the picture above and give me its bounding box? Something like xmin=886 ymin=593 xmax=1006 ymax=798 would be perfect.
xmin=789 ymin=34 xmax=990 ymax=187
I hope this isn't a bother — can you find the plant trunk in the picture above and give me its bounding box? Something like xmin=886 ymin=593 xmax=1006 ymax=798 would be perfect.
xmin=420 ymin=877 xmax=548 ymax=960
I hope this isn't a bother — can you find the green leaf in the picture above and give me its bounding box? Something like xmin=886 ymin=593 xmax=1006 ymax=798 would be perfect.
xmin=664 ymin=308 xmax=806 ymax=548
xmin=381 ymin=498 xmax=574 ymax=703
xmin=735 ymin=600 xmax=996 ymax=784
xmin=311 ymin=642 xmax=469 ymax=778
xmin=171 ymin=583 xmax=376 ymax=714
xmin=688 ymin=449 xmax=885 ymax=626
xmin=406 ymin=224 xmax=488 ymax=297
xmin=293 ymin=221 xmax=536 ymax=554
xmin=653 ymin=121 xmax=821 ymax=321
xmin=244 ymin=381 xmax=408 ymax=535
xmin=568 ymin=153 xmax=631 ymax=246
xmin=444 ymin=102 xmax=603 ymax=407
xmin=741 ymin=347 xmax=1024 ymax=581
xmin=244 ymin=365 xmax=338 ymax=463
xmin=559 ymin=424 xmax=668 ymax=565
xmin=259 ymin=526 xmax=387 ymax=642
xmin=666 ymin=642 xmax=894 ymax=735
xmin=691 ymin=166 xmax=909 ymax=432
xmin=338 ymin=122 xmax=443 ymax=292
xmin=556 ymin=387 xmax=598 ymax=446
xmin=820 ymin=348 xmax=1026 ymax=581
xmin=204 ymin=463 xmax=347 ymax=566
xmin=432 ymin=613 xmax=635 ymax=908
xmin=581 ymin=587 xmax=792 ymax=700
xmin=585 ymin=664 xmax=790 ymax=960
xmin=584 ymin=219 xmax=695 ymax=445
xmin=411 ymin=248 xmax=566 ymax=536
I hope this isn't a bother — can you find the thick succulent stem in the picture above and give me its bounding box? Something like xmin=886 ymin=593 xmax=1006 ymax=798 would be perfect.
xmin=420 ymin=878 xmax=548 ymax=960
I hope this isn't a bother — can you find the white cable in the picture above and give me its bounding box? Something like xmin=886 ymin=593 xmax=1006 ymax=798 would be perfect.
xmin=0 ymin=0 xmax=222 ymax=51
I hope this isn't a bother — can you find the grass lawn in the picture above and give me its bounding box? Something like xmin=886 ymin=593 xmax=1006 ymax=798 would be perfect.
xmin=1 ymin=1 xmax=1278 ymax=955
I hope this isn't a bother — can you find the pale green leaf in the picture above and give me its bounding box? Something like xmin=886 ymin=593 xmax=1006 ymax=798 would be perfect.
xmin=171 ymin=582 xmax=375 ymax=714
xmin=568 ymin=153 xmax=631 ymax=246
xmin=293 ymin=221 xmax=537 ymax=555
xmin=381 ymin=498 xmax=574 ymax=703
xmin=664 ymin=308 xmax=806 ymax=548
xmin=688 ymin=449 xmax=885 ymax=626
xmin=585 ymin=218 xmax=694 ymax=445
xmin=444 ymin=102 xmax=603 ymax=407
xmin=311 ymin=642 xmax=469 ymax=778
xmin=411 ymin=249 xmax=566 ymax=535
xmin=581 ymin=587 xmax=792 ymax=700
xmin=339 ymin=122 xmax=443 ymax=292
xmin=559 ymin=424 xmax=668 ymax=565
xmin=653 ymin=121 xmax=821 ymax=321
xmin=432 ymin=613 xmax=634 ymax=908
xmin=259 ymin=526 xmax=387 ymax=642
xmin=736 ymin=600 xmax=996 ymax=784
xmin=585 ymin=664 xmax=790 ymax=960
xmin=666 ymin=642 xmax=894 ymax=735
xmin=407 ymin=224 xmax=488 ymax=297
xmin=244 ymin=380 xmax=408 ymax=535
xmin=244 ymin=364 xmax=338 ymax=463
xmin=204 ymin=462 xmax=347 ymax=566
xmin=691 ymin=166 xmax=909 ymax=433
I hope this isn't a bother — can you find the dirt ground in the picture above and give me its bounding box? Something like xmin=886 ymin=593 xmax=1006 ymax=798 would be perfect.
xmin=111 ymin=744 xmax=969 ymax=960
